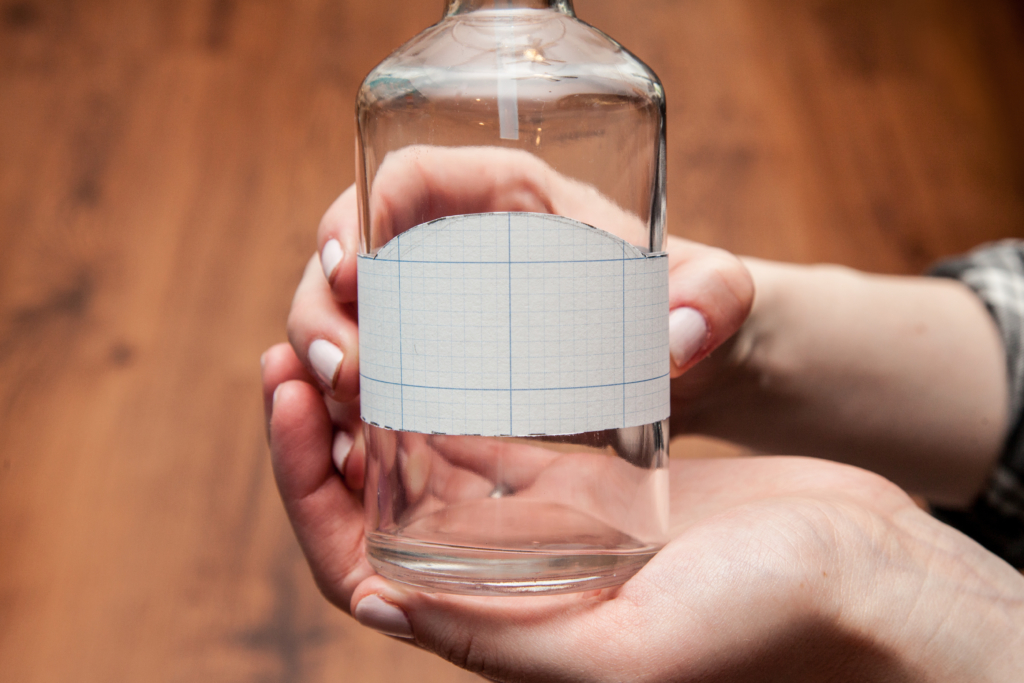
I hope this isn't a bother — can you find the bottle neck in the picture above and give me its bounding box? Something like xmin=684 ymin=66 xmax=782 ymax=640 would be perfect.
xmin=443 ymin=0 xmax=575 ymax=17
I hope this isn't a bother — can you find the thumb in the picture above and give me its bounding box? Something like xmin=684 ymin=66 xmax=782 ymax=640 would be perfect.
xmin=348 ymin=576 xmax=639 ymax=682
xmin=268 ymin=378 xmax=372 ymax=610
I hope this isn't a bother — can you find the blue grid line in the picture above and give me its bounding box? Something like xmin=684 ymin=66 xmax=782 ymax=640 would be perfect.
xmin=508 ymin=212 xmax=513 ymax=434
xmin=364 ymin=257 xmax=661 ymax=265
xmin=360 ymin=372 xmax=669 ymax=393
xmin=397 ymin=234 xmax=404 ymax=430
xmin=358 ymin=213 xmax=669 ymax=436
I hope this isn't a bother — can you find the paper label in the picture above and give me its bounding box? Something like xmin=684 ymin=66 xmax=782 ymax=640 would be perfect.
xmin=357 ymin=212 xmax=669 ymax=436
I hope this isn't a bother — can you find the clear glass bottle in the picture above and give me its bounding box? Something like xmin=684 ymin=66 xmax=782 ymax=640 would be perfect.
xmin=356 ymin=0 xmax=669 ymax=595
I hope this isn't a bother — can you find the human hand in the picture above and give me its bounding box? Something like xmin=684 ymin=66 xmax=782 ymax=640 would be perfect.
xmin=286 ymin=145 xmax=753 ymax=454
xmin=263 ymin=343 xmax=1024 ymax=682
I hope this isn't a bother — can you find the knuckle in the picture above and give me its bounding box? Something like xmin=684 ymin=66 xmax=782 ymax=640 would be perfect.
xmin=703 ymin=252 xmax=754 ymax=316
xmin=285 ymin=306 xmax=308 ymax=346
xmin=435 ymin=627 xmax=492 ymax=676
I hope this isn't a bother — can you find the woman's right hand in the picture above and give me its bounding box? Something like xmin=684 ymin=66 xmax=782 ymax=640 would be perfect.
xmin=263 ymin=340 xmax=1024 ymax=682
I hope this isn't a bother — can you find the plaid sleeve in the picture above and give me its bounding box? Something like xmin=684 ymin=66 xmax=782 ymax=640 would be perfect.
xmin=929 ymin=240 xmax=1024 ymax=568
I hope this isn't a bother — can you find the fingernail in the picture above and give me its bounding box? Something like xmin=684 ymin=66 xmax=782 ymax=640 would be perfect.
xmin=404 ymin=446 xmax=432 ymax=500
xmin=260 ymin=351 xmax=268 ymax=370
xmin=321 ymin=239 xmax=344 ymax=282
xmin=309 ymin=339 xmax=344 ymax=390
xmin=324 ymin=395 xmax=346 ymax=424
xmin=354 ymin=595 xmax=413 ymax=639
xmin=669 ymin=307 xmax=709 ymax=368
xmin=272 ymin=384 xmax=283 ymax=408
xmin=332 ymin=431 xmax=354 ymax=475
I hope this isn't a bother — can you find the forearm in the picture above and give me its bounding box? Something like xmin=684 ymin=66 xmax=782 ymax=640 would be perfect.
xmin=675 ymin=258 xmax=1009 ymax=506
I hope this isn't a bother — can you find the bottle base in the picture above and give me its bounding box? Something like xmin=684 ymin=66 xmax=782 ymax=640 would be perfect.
xmin=366 ymin=533 xmax=659 ymax=596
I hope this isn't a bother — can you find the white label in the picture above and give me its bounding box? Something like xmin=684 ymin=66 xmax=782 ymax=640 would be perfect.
xmin=357 ymin=212 xmax=669 ymax=436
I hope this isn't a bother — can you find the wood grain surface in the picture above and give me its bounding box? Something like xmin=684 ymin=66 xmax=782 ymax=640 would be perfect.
xmin=1 ymin=1 xmax=1022 ymax=681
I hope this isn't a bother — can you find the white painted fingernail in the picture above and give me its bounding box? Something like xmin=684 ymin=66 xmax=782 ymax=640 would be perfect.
xmin=321 ymin=239 xmax=344 ymax=282
xmin=669 ymin=307 xmax=709 ymax=368
xmin=332 ymin=431 xmax=354 ymax=475
xmin=354 ymin=595 xmax=413 ymax=638
xmin=324 ymin=395 xmax=346 ymax=424
xmin=309 ymin=339 xmax=344 ymax=389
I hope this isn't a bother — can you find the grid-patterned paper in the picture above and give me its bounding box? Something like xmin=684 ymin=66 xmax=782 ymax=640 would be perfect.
xmin=357 ymin=213 xmax=669 ymax=436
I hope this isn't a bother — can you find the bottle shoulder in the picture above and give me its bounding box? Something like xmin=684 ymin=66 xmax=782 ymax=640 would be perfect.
xmin=357 ymin=10 xmax=663 ymax=111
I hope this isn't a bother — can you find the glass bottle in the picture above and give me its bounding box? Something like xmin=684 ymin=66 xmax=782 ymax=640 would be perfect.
xmin=355 ymin=0 xmax=669 ymax=595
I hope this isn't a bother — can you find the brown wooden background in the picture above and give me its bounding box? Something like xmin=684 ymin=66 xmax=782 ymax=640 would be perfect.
xmin=1 ymin=0 xmax=1022 ymax=681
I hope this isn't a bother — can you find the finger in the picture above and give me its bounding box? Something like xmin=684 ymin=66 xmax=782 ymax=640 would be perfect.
xmin=426 ymin=435 xmax=558 ymax=492
xmin=269 ymin=378 xmax=373 ymax=610
xmin=264 ymin=342 xmax=365 ymax=487
xmin=358 ymin=145 xmax=648 ymax=246
xmin=324 ymin=396 xmax=366 ymax=489
xmin=328 ymin=421 xmax=365 ymax=491
xmin=323 ymin=394 xmax=359 ymax=428
xmin=417 ymin=436 xmax=655 ymax=544
xmin=349 ymin=574 xmax=635 ymax=681
xmin=666 ymin=235 xmax=754 ymax=375
xmin=433 ymin=429 xmax=653 ymax=472
xmin=368 ymin=146 xmax=554 ymax=245
xmin=373 ymin=432 xmax=493 ymax=508
xmin=317 ymin=186 xmax=360 ymax=303
xmin=287 ymin=255 xmax=361 ymax=402
xmin=260 ymin=342 xmax=315 ymax=429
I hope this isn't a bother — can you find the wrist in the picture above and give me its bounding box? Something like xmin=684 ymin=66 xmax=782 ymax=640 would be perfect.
xmin=668 ymin=256 xmax=790 ymax=438
xmin=674 ymin=256 xmax=1007 ymax=506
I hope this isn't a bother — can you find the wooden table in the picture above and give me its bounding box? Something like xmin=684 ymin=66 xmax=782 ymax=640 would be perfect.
xmin=1 ymin=0 xmax=1022 ymax=680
